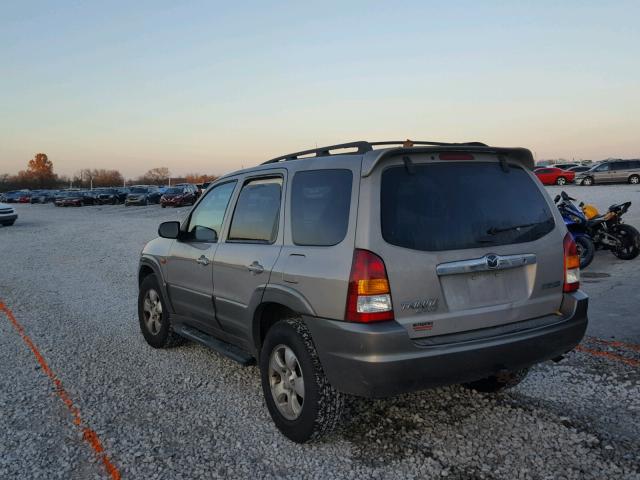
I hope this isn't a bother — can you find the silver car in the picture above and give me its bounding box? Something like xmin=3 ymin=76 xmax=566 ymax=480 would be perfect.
xmin=0 ymin=202 xmax=17 ymax=226
xmin=576 ymin=159 xmax=640 ymax=186
xmin=137 ymin=140 xmax=588 ymax=442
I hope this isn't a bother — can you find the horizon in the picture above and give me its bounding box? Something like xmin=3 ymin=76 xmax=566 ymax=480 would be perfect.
xmin=2 ymin=1 xmax=639 ymax=178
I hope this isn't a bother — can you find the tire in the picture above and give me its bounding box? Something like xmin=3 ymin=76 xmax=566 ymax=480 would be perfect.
xmin=556 ymin=176 xmax=567 ymax=186
xmin=611 ymin=224 xmax=640 ymax=260
xmin=161 ymin=204 xmax=166 ymax=208
xmin=574 ymin=235 xmax=595 ymax=269
xmin=582 ymin=176 xmax=594 ymax=186
xmin=2 ymin=220 xmax=15 ymax=226
xmin=629 ymin=175 xmax=640 ymax=185
xmin=260 ymin=317 xmax=345 ymax=443
xmin=462 ymin=368 xmax=529 ymax=393
xmin=138 ymin=275 xmax=185 ymax=348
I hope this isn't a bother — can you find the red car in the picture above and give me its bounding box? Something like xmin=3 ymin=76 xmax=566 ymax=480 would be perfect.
xmin=534 ymin=167 xmax=575 ymax=186
xmin=160 ymin=186 xmax=197 ymax=208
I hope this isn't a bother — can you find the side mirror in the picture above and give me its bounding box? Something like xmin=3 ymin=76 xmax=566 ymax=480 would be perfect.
xmin=554 ymin=194 xmax=561 ymax=203
xmin=158 ymin=221 xmax=180 ymax=239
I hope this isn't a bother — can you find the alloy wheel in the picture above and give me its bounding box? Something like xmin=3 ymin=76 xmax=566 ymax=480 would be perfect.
xmin=142 ymin=289 xmax=163 ymax=335
xmin=268 ymin=344 xmax=305 ymax=420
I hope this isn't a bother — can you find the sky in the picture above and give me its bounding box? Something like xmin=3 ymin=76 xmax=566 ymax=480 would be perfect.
xmin=1 ymin=1 xmax=639 ymax=178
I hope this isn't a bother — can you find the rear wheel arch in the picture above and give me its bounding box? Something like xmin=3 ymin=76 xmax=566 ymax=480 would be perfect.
xmin=253 ymin=302 xmax=297 ymax=352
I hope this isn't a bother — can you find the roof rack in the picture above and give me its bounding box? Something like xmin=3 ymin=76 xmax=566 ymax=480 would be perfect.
xmin=261 ymin=140 xmax=488 ymax=164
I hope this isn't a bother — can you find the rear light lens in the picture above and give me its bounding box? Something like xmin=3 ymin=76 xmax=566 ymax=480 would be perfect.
xmin=439 ymin=153 xmax=474 ymax=160
xmin=345 ymin=249 xmax=394 ymax=322
xmin=563 ymin=233 xmax=580 ymax=292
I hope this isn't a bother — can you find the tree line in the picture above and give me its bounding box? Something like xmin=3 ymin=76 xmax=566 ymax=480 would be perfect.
xmin=0 ymin=154 xmax=218 ymax=192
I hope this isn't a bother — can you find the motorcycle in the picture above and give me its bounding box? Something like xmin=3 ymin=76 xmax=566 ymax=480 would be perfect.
xmin=554 ymin=192 xmax=595 ymax=269
xmin=577 ymin=195 xmax=640 ymax=260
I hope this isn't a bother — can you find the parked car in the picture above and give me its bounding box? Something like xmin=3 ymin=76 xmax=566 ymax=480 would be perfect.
xmin=0 ymin=202 xmax=17 ymax=226
xmin=576 ymin=159 xmax=640 ymax=186
xmin=94 ymin=188 xmax=121 ymax=205
xmin=55 ymin=191 xmax=92 ymax=207
xmin=115 ymin=188 xmax=130 ymax=203
xmin=160 ymin=186 xmax=198 ymax=208
xmin=125 ymin=186 xmax=159 ymax=206
xmin=1 ymin=191 xmax=20 ymax=203
xmin=534 ymin=167 xmax=575 ymax=185
xmin=2 ymin=190 xmax=31 ymax=203
xmin=137 ymin=140 xmax=588 ymax=442
xmin=30 ymin=190 xmax=57 ymax=204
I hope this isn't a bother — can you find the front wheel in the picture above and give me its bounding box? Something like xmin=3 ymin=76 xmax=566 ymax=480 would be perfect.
xmin=629 ymin=175 xmax=640 ymax=185
xmin=611 ymin=224 xmax=640 ymax=260
xmin=260 ymin=317 xmax=345 ymax=443
xmin=556 ymin=176 xmax=567 ymax=186
xmin=582 ymin=176 xmax=594 ymax=186
xmin=574 ymin=235 xmax=595 ymax=269
xmin=138 ymin=275 xmax=185 ymax=348
xmin=2 ymin=220 xmax=15 ymax=226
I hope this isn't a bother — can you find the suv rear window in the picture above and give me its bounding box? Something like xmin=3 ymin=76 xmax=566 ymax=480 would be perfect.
xmin=381 ymin=162 xmax=555 ymax=251
xmin=291 ymin=169 xmax=352 ymax=246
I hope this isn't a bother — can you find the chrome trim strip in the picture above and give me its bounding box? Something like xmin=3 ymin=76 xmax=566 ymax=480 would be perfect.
xmin=436 ymin=253 xmax=537 ymax=276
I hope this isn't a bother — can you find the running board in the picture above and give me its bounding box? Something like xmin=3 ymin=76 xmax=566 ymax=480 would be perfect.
xmin=174 ymin=325 xmax=256 ymax=366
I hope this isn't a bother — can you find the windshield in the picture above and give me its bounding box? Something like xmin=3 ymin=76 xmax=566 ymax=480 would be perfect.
xmin=164 ymin=187 xmax=183 ymax=194
xmin=130 ymin=187 xmax=148 ymax=193
xmin=381 ymin=162 xmax=555 ymax=251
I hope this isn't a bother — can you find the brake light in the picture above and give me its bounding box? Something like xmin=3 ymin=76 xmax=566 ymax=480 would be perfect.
xmin=345 ymin=249 xmax=394 ymax=322
xmin=439 ymin=153 xmax=474 ymax=160
xmin=563 ymin=233 xmax=580 ymax=292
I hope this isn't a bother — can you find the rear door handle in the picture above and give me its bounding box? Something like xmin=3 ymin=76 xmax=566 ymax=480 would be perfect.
xmin=196 ymin=255 xmax=210 ymax=266
xmin=247 ymin=261 xmax=264 ymax=274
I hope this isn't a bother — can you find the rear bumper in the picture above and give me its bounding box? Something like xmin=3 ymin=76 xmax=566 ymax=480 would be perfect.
xmin=305 ymin=291 xmax=588 ymax=398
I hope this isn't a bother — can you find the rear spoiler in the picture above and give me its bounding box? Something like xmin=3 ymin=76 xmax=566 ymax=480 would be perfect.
xmin=361 ymin=146 xmax=535 ymax=177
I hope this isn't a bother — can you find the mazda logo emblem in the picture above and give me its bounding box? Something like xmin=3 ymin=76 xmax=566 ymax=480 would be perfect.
xmin=486 ymin=254 xmax=499 ymax=269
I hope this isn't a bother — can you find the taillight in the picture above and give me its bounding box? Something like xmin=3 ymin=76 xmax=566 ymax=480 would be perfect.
xmin=345 ymin=249 xmax=394 ymax=323
xmin=563 ymin=233 xmax=580 ymax=292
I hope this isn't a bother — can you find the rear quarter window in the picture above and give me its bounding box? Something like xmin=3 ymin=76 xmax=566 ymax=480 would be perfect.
xmin=291 ymin=169 xmax=352 ymax=246
xmin=381 ymin=162 xmax=555 ymax=251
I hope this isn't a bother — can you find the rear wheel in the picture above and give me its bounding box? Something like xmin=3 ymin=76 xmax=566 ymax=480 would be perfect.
xmin=611 ymin=224 xmax=640 ymax=260
xmin=556 ymin=176 xmax=567 ymax=186
xmin=582 ymin=176 xmax=594 ymax=186
xmin=260 ymin=317 xmax=345 ymax=443
xmin=574 ymin=236 xmax=595 ymax=269
xmin=463 ymin=368 xmax=529 ymax=393
xmin=629 ymin=174 xmax=640 ymax=185
xmin=138 ymin=275 xmax=184 ymax=348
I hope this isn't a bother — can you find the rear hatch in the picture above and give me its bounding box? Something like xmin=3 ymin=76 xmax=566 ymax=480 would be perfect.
xmin=361 ymin=152 xmax=565 ymax=339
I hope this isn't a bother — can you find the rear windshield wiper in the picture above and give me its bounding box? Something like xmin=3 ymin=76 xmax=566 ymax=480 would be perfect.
xmin=485 ymin=220 xmax=548 ymax=236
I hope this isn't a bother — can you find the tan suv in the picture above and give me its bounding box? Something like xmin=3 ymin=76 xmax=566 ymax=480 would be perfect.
xmin=137 ymin=140 xmax=588 ymax=442
xmin=577 ymin=159 xmax=640 ymax=186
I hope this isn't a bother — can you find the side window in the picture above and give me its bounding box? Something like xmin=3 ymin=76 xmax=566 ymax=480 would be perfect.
xmin=187 ymin=181 xmax=236 ymax=242
xmin=228 ymin=177 xmax=282 ymax=244
xmin=291 ymin=169 xmax=353 ymax=246
xmin=595 ymin=163 xmax=610 ymax=172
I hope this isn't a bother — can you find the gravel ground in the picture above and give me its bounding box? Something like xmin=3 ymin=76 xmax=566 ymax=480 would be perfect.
xmin=0 ymin=185 xmax=639 ymax=479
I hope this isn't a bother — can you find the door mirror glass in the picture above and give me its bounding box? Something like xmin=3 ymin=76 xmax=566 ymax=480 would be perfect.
xmin=158 ymin=221 xmax=180 ymax=239
xmin=193 ymin=225 xmax=218 ymax=242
